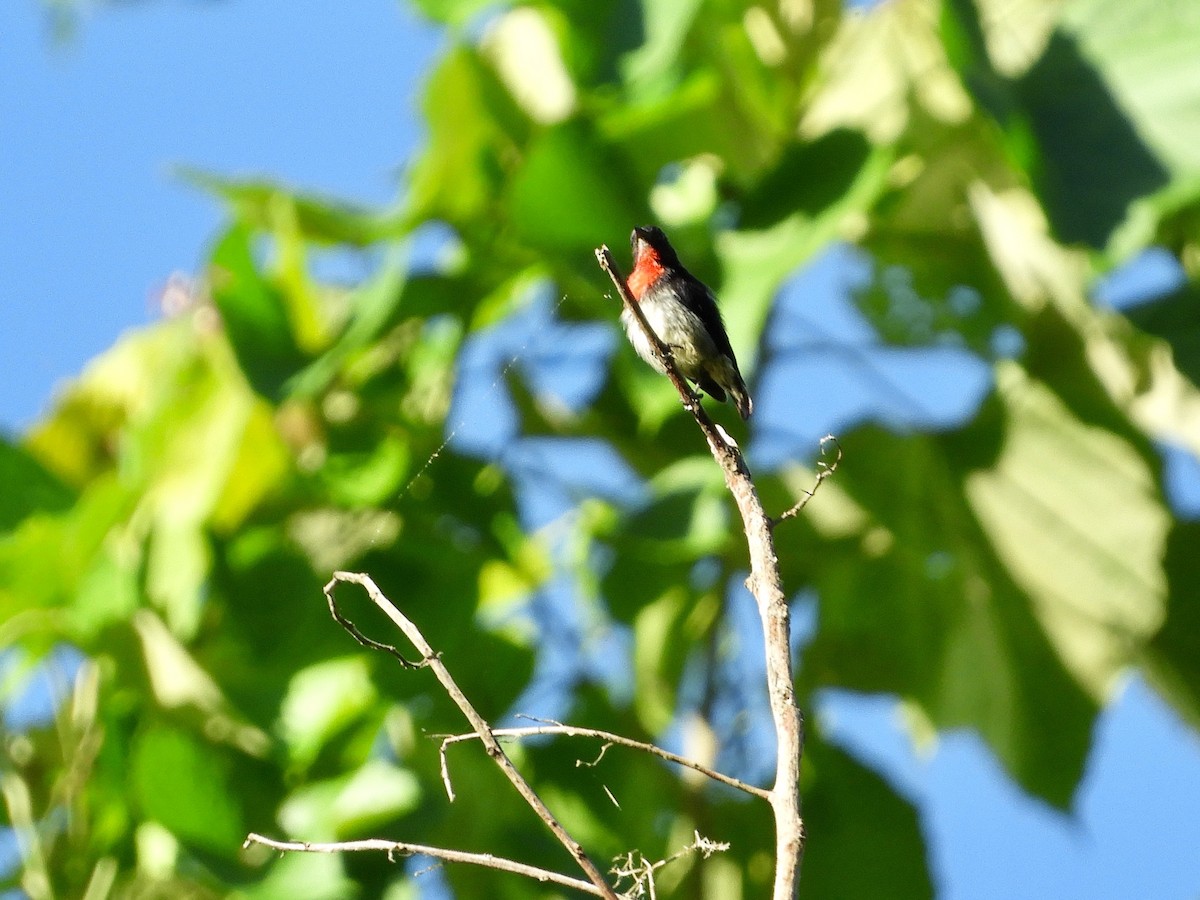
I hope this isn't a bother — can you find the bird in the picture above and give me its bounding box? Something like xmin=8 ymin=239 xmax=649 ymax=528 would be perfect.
xmin=622 ymin=225 xmax=753 ymax=419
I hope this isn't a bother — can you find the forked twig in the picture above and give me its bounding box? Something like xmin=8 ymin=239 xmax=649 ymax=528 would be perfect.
xmin=246 ymin=572 xmax=620 ymax=900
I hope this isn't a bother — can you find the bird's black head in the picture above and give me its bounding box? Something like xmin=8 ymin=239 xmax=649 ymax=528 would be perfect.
xmin=631 ymin=225 xmax=681 ymax=267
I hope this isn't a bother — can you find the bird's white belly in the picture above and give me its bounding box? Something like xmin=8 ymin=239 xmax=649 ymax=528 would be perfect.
xmin=622 ymin=295 xmax=716 ymax=379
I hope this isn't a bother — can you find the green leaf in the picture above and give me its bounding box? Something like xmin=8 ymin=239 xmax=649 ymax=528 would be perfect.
xmin=799 ymin=735 xmax=933 ymax=899
xmin=631 ymin=589 xmax=719 ymax=732
xmin=287 ymin=258 xmax=409 ymax=398
xmin=131 ymin=723 xmax=244 ymax=854
xmin=0 ymin=437 xmax=74 ymax=531
xmin=799 ymin=417 xmax=1099 ymax=807
xmin=1060 ymin=0 xmax=1200 ymax=178
xmin=278 ymin=760 xmax=422 ymax=840
xmin=237 ymin=852 xmax=354 ymax=900
xmin=209 ymin=225 xmax=311 ymax=402
xmin=409 ymin=0 xmax=493 ymax=27
xmin=279 ymin=657 xmax=378 ymax=770
xmin=184 ymin=169 xmax=402 ymax=245
xmin=508 ymin=120 xmax=645 ymax=252
xmin=1123 ymin=280 xmax=1200 ymax=385
xmin=624 ymin=457 xmax=728 ymax=548
xmin=1146 ymin=522 xmax=1200 ymax=726
xmin=319 ymin=433 xmax=411 ymax=508
xmin=942 ymin=0 xmax=1175 ymax=248
xmin=72 ymin=545 xmax=140 ymax=639
xmin=0 ymin=478 xmax=135 ymax=637
xmin=620 ymin=0 xmax=704 ymax=89
xmin=407 ymin=46 xmax=530 ymax=228
xmin=601 ymin=67 xmax=774 ymax=184
xmin=739 ymin=129 xmax=873 ymax=230
xmin=1013 ymin=29 xmax=1169 ymax=248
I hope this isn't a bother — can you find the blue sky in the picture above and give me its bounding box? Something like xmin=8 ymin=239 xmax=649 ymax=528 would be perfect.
xmin=0 ymin=0 xmax=439 ymax=430
xmin=3 ymin=2 xmax=1199 ymax=898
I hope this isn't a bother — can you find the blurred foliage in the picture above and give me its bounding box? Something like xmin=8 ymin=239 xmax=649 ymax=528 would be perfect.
xmin=7 ymin=0 xmax=1200 ymax=897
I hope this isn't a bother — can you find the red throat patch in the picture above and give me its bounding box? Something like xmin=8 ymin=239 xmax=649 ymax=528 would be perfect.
xmin=627 ymin=246 xmax=665 ymax=300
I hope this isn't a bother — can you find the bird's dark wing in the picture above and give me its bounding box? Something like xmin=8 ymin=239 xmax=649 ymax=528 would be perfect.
xmin=676 ymin=272 xmax=740 ymax=367
xmin=695 ymin=373 xmax=729 ymax=402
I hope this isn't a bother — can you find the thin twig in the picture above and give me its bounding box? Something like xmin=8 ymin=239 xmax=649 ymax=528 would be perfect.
xmin=438 ymin=724 xmax=771 ymax=802
xmin=321 ymin=572 xmax=619 ymax=900
xmin=597 ymin=245 xmax=806 ymax=898
xmin=579 ymin=741 xmax=612 ymax=769
xmin=609 ymin=831 xmax=731 ymax=899
xmin=324 ymin=584 xmax=422 ymax=668
xmin=243 ymin=833 xmax=603 ymax=896
xmin=776 ymin=434 xmax=844 ymax=523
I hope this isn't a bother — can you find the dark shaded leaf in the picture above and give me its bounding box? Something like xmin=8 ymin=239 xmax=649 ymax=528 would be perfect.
xmin=1147 ymin=521 xmax=1200 ymax=726
xmin=799 ymin=734 xmax=933 ymax=900
xmin=740 ymin=129 xmax=873 ymax=230
xmin=1123 ymin=280 xmax=1200 ymax=386
xmin=0 ymin=437 xmax=75 ymax=531
xmin=131 ymin=723 xmax=245 ymax=855
xmin=209 ymin=225 xmax=311 ymax=401
xmin=508 ymin=120 xmax=646 ymax=252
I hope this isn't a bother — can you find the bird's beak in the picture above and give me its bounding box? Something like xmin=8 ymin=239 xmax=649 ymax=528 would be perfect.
xmin=631 ymin=230 xmax=649 ymax=259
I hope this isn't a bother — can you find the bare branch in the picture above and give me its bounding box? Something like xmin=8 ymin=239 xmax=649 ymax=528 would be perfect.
xmin=320 ymin=572 xmax=619 ymax=900
xmin=439 ymin=724 xmax=771 ymax=801
xmin=596 ymin=245 xmax=806 ymax=898
xmin=776 ymin=434 xmax=844 ymax=524
xmin=243 ymin=833 xmax=604 ymax=897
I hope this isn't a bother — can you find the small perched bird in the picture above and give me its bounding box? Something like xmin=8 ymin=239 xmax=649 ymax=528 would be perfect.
xmin=622 ymin=225 xmax=753 ymax=419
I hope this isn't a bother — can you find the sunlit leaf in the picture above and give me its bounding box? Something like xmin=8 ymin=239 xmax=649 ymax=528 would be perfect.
xmin=965 ymin=364 xmax=1168 ymax=699
xmin=406 ymin=46 xmax=530 ymax=228
xmin=797 ymin=417 xmax=1101 ymax=806
xmin=943 ymin=0 xmax=1172 ymax=248
xmin=279 ymin=760 xmax=422 ymax=840
xmin=409 ymin=0 xmax=493 ymax=27
xmin=279 ymin=657 xmax=378 ymax=770
xmin=184 ymin=169 xmax=403 ymax=245
xmin=238 ymin=852 xmax=355 ymax=900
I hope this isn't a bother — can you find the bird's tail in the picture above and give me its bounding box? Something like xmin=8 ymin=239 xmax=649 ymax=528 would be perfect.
xmin=704 ymin=357 xmax=753 ymax=420
xmin=729 ymin=377 xmax=753 ymax=420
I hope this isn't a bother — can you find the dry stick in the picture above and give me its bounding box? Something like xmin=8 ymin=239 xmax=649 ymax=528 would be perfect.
xmin=777 ymin=433 xmax=843 ymax=523
xmin=323 ymin=572 xmax=620 ymax=900
xmin=439 ymin=724 xmax=772 ymax=802
xmin=243 ymin=833 xmax=603 ymax=897
xmin=596 ymin=246 xmax=806 ymax=900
